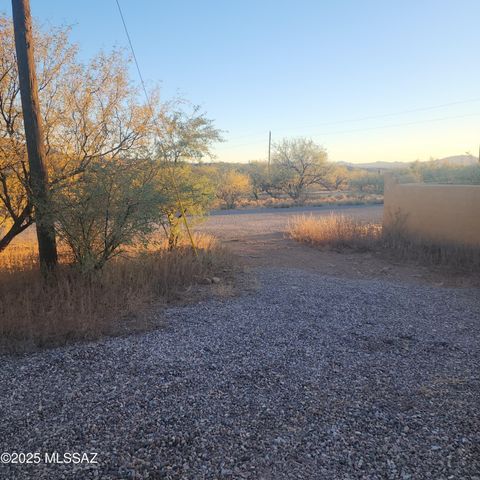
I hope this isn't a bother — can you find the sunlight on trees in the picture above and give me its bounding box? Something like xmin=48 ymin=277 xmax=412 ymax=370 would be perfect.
xmin=0 ymin=14 xmax=222 ymax=268
xmin=156 ymin=164 xmax=215 ymax=249
xmin=0 ymin=16 xmax=153 ymax=252
xmin=215 ymin=170 xmax=251 ymax=209
xmin=270 ymin=137 xmax=330 ymax=202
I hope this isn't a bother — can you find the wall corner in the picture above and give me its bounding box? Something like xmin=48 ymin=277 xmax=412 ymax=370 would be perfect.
xmin=384 ymin=172 xmax=397 ymax=193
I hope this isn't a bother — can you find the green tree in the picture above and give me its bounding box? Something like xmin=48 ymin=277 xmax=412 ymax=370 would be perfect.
xmin=155 ymin=163 xmax=215 ymax=249
xmin=350 ymin=171 xmax=384 ymax=194
xmin=245 ymin=161 xmax=270 ymax=200
xmin=153 ymin=105 xmax=222 ymax=248
xmin=216 ymin=170 xmax=251 ymax=209
xmin=0 ymin=16 xmax=152 ymax=252
xmin=270 ymin=137 xmax=330 ymax=202
xmin=155 ymin=104 xmax=222 ymax=164
xmin=53 ymin=157 xmax=160 ymax=270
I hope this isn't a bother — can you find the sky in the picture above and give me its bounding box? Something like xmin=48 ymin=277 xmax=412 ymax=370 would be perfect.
xmin=7 ymin=0 xmax=480 ymax=164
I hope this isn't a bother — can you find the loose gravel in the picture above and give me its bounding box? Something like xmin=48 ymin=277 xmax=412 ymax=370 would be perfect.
xmin=0 ymin=268 xmax=479 ymax=479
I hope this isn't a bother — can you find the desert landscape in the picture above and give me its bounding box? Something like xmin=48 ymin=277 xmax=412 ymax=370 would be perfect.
xmin=1 ymin=1 xmax=479 ymax=479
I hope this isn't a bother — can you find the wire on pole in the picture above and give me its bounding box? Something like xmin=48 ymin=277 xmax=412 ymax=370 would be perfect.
xmin=115 ymin=0 xmax=197 ymax=256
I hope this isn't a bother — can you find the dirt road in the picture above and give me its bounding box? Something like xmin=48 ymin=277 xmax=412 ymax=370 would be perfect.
xmin=200 ymin=204 xmax=382 ymax=267
xmin=199 ymin=204 xmax=474 ymax=287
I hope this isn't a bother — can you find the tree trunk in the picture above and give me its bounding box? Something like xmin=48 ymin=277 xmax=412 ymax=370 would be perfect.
xmin=11 ymin=0 xmax=58 ymax=271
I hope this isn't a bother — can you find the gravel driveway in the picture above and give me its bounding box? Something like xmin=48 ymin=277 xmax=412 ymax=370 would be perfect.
xmin=1 ymin=267 xmax=479 ymax=479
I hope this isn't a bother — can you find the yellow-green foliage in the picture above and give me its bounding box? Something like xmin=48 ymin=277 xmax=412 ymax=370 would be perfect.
xmin=53 ymin=157 xmax=161 ymax=270
xmin=215 ymin=170 xmax=251 ymax=209
xmin=0 ymin=14 xmax=152 ymax=252
xmin=156 ymin=163 xmax=216 ymax=248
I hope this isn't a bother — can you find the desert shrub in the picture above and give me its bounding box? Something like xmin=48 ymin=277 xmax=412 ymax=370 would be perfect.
xmin=412 ymin=163 xmax=480 ymax=185
xmin=382 ymin=220 xmax=480 ymax=269
xmin=54 ymin=155 xmax=220 ymax=270
xmin=0 ymin=15 xmax=153 ymax=253
xmin=153 ymin=105 xmax=221 ymax=247
xmin=53 ymin=157 xmax=161 ymax=270
xmin=349 ymin=172 xmax=384 ymax=194
xmin=216 ymin=170 xmax=251 ymax=209
xmin=155 ymin=163 xmax=215 ymax=248
xmin=323 ymin=165 xmax=350 ymax=191
xmin=0 ymin=14 xmax=223 ymax=270
xmin=269 ymin=137 xmax=331 ymax=202
xmin=245 ymin=161 xmax=270 ymax=199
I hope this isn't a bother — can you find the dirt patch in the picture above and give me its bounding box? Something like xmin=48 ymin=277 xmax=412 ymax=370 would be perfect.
xmin=201 ymin=205 xmax=480 ymax=288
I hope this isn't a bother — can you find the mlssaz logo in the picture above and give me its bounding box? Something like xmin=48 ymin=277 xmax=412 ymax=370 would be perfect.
xmin=44 ymin=452 xmax=98 ymax=464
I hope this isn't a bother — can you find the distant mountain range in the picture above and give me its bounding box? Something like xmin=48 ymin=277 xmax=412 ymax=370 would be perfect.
xmin=338 ymin=154 xmax=479 ymax=171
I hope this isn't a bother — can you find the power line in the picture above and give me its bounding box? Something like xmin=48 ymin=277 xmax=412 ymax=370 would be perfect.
xmin=114 ymin=0 xmax=197 ymax=255
xmin=115 ymin=0 xmax=151 ymax=103
xmin=226 ymin=97 xmax=480 ymax=143
xmin=314 ymin=112 xmax=480 ymax=135
xmin=223 ymin=112 xmax=480 ymax=149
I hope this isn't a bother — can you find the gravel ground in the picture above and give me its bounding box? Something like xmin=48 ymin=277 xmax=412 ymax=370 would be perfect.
xmin=0 ymin=267 xmax=479 ymax=479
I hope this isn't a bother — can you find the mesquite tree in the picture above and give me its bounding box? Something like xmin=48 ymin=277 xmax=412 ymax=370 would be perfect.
xmin=0 ymin=16 xmax=151 ymax=252
xmin=270 ymin=137 xmax=330 ymax=202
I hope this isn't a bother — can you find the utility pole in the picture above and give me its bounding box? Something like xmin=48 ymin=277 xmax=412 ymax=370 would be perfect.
xmin=268 ymin=130 xmax=272 ymax=168
xmin=11 ymin=0 xmax=57 ymax=270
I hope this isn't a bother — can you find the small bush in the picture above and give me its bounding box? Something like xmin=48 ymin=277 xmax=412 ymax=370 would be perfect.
xmin=216 ymin=170 xmax=251 ymax=209
xmin=408 ymin=162 xmax=480 ymax=185
xmin=349 ymin=172 xmax=384 ymax=194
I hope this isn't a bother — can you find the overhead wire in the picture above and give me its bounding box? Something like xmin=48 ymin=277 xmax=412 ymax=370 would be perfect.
xmin=223 ymin=112 xmax=480 ymax=149
xmin=225 ymin=96 xmax=480 ymax=142
xmin=115 ymin=0 xmax=197 ymax=256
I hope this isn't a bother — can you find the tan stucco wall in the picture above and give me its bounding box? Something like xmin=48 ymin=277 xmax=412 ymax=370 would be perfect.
xmin=383 ymin=174 xmax=480 ymax=246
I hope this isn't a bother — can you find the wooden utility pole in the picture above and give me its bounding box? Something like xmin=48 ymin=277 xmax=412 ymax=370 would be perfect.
xmin=11 ymin=0 xmax=57 ymax=270
xmin=268 ymin=130 xmax=272 ymax=168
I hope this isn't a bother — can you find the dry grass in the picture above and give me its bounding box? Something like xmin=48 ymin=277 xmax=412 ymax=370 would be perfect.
xmin=288 ymin=214 xmax=480 ymax=271
xmin=288 ymin=214 xmax=382 ymax=250
xmin=381 ymin=228 xmax=480 ymax=271
xmin=0 ymin=233 xmax=232 ymax=353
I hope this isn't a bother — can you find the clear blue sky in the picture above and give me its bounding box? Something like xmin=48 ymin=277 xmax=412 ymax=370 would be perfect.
xmin=11 ymin=0 xmax=480 ymax=163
